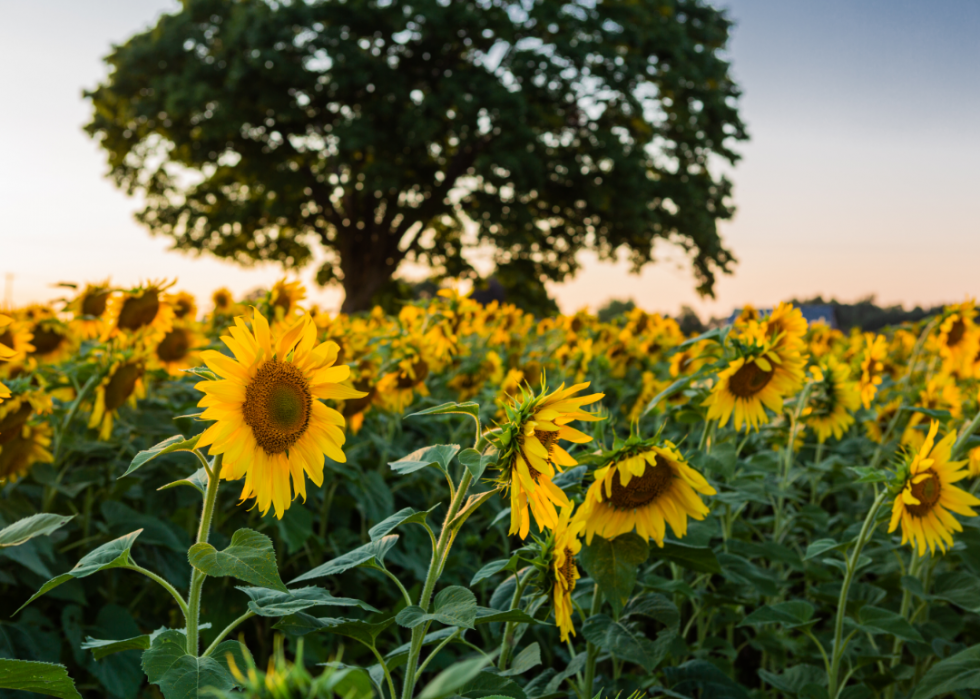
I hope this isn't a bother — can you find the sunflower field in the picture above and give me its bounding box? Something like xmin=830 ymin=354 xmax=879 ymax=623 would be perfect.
xmin=2 ymin=280 xmax=980 ymax=699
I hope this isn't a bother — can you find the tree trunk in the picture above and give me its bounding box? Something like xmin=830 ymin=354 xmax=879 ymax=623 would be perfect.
xmin=338 ymin=235 xmax=397 ymax=314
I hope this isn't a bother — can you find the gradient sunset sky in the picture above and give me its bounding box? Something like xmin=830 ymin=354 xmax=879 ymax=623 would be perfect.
xmin=2 ymin=0 xmax=977 ymax=317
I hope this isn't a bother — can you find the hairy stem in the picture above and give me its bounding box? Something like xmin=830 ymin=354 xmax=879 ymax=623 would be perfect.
xmin=186 ymin=454 xmax=222 ymax=656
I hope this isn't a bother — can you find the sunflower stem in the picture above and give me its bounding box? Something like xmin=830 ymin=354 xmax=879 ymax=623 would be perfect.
xmin=498 ymin=568 xmax=531 ymax=671
xmin=884 ymin=553 xmax=924 ymax=699
xmin=952 ymin=409 xmax=980 ymax=461
xmin=582 ymin=583 xmax=603 ymax=698
xmin=187 ymin=454 xmax=222 ymax=656
xmin=828 ymin=489 xmax=887 ymax=698
xmin=201 ymin=610 xmax=255 ymax=657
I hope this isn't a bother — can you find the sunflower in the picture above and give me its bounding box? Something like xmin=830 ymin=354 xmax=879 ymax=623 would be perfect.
xmin=703 ymin=339 xmax=806 ymax=431
xmin=576 ymin=436 xmax=716 ymax=547
xmin=804 ymin=357 xmax=860 ymax=443
xmin=858 ymin=334 xmax=888 ymax=409
xmin=0 ymin=421 xmax=53 ymax=484
xmin=269 ymin=279 xmax=306 ymax=323
xmin=28 ymin=317 xmax=74 ymax=365
xmin=888 ymin=421 xmax=980 ymax=555
xmin=763 ymin=302 xmax=808 ymax=352
xmin=168 ymin=291 xmax=198 ymax=321
xmin=195 ymin=309 xmax=366 ymax=519
xmin=865 ymin=398 xmax=902 ymax=444
xmin=102 ymin=280 xmax=176 ymax=344
xmin=150 ymin=321 xmax=208 ymax=376
xmin=89 ymin=356 xmax=147 ymax=440
xmin=212 ymin=287 xmax=237 ymax=316
xmin=67 ymin=281 xmax=112 ymax=339
xmin=0 ymin=314 xmax=16 ymax=364
xmin=936 ymin=301 xmax=976 ymax=361
xmin=551 ymin=503 xmax=584 ymax=642
xmin=491 ymin=381 xmax=604 ymax=539
xmin=968 ymin=446 xmax=980 ymax=478
xmin=0 ymin=314 xmax=35 ymax=364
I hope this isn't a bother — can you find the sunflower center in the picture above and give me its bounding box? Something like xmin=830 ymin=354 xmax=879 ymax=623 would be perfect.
xmin=0 ymin=330 xmax=14 ymax=349
xmin=0 ymin=431 xmax=34 ymax=481
xmin=81 ymin=290 xmax=110 ymax=317
xmin=118 ymin=290 xmax=160 ymax=330
xmin=947 ymin=319 xmax=966 ymax=348
xmin=30 ymin=326 xmax=65 ymax=355
xmin=0 ymin=403 xmax=33 ymax=446
xmin=157 ymin=329 xmax=191 ymax=362
xmin=243 ymin=360 xmax=312 ymax=454
xmin=105 ymin=363 xmax=143 ymax=411
xmin=728 ymin=361 xmax=774 ymax=398
xmin=534 ymin=429 xmax=558 ymax=454
xmin=907 ymin=471 xmax=941 ymax=517
xmin=609 ymin=456 xmax=674 ymax=509
xmin=559 ymin=546 xmax=577 ymax=586
xmin=396 ymin=360 xmax=429 ymax=389
xmin=214 ymin=292 xmax=232 ymax=310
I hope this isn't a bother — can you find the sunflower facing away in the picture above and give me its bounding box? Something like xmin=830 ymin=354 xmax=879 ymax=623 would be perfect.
xmin=89 ymin=356 xmax=147 ymax=440
xmin=804 ymin=357 xmax=860 ymax=443
xmin=492 ymin=381 xmax=604 ymax=539
xmin=576 ymin=436 xmax=716 ymax=547
xmin=888 ymin=421 xmax=980 ymax=555
xmin=551 ymin=503 xmax=584 ymax=642
xmin=195 ymin=309 xmax=367 ymax=519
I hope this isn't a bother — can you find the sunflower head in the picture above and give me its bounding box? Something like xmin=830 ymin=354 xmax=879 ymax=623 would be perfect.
xmin=151 ymin=321 xmax=207 ymax=375
xmin=269 ymin=279 xmax=307 ymax=323
xmin=89 ymin=352 xmax=148 ymax=440
xmin=763 ymin=302 xmax=808 ymax=352
xmin=523 ymin=503 xmax=585 ymax=642
xmin=576 ymin=434 xmax=716 ymax=547
xmin=68 ymin=281 xmax=112 ymax=339
xmin=103 ymin=280 xmax=176 ymax=343
xmin=858 ymin=333 xmax=889 ymax=409
xmin=0 ymin=314 xmax=35 ymax=364
xmin=888 ymin=421 xmax=980 ymax=556
xmin=28 ymin=317 xmax=74 ymax=364
xmin=804 ymin=356 xmax=861 ymax=443
xmin=0 ymin=420 xmax=53 ymax=484
xmin=168 ymin=291 xmax=198 ymax=321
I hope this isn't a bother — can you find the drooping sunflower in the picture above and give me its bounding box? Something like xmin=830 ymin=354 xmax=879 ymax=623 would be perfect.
xmin=703 ymin=338 xmax=806 ymax=431
xmin=804 ymin=357 xmax=861 ymax=443
xmin=888 ymin=421 xmax=980 ymax=555
xmin=150 ymin=321 xmax=208 ymax=376
xmin=67 ymin=281 xmax=112 ymax=339
xmin=0 ymin=313 xmax=35 ymax=364
xmin=168 ymin=291 xmax=199 ymax=321
xmin=551 ymin=503 xmax=584 ymax=642
xmin=858 ymin=333 xmax=888 ymax=409
xmin=0 ymin=420 xmax=53 ymax=484
xmin=89 ymin=356 xmax=147 ymax=440
xmin=491 ymin=381 xmax=604 ymax=539
xmin=576 ymin=436 xmax=716 ymax=547
xmin=195 ymin=309 xmax=366 ymax=519
xmin=102 ymin=280 xmax=176 ymax=344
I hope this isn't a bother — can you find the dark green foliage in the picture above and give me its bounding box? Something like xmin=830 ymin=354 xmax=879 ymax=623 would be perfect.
xmin=85 ymin=0 xmax=746 ymax=311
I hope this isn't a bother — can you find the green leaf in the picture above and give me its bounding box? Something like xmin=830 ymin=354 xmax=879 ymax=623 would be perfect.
xmin=758 ymin=665 xmax=826 ymax=694
xmin=931 ymin=571 xmax=980 ymax=612
xmin=157 ymin=467 xmax=208 ymax=496
xmin=657 ymin=540 xmax=722 ymax=574
xmin=188 ymin=528 xmax=287 ymax=592
xmin=369 ymin=506 xmax=439 ymax=542
xmin=81 ymin=635 xmax=151 ymax=660
xmin=804 ymin=538 xmax=843 ymax=561
xmin=853 ymin=606 xmax=924 ymax=643
xmin=581 ymin=614 xmax=667 ymax=672
xmin=543 ymin=652 xmax=588 ymax=694
xmin=902 ymin=407 xmax=952 ymax=421
xmin=580 ymin=533 xmax=650 ymax=614
xmin=0 ymin=660 xmax=82 ymax=698
xmin=385 ymin=627 xmax=458 ymax=659
xmin=911 ymin=643 xmax=980 ymax=699
xmin=16 ymin=530 xmax=142 ymax=613
xmin=665 ymin=660 xmax=751 ymax=699
xmin=474 ymin=607 xmax=539 ymax=626
xmin=120 ymin=434 xmax=201 ymax=479
xmin=238 ymin=586 xmax=380 ymax=616
xmin=849 ymin=466 xmax=890 ymax=484
xmin=417 ymin=655 xmax=497 ymax=699
xmin=471 ymin=555 xmax=520 ymax=586
xmin=0 ymin=514 xmax=74 ymax=548
xmin=140 ymin=629 xmax=240 ymax=699
xmin=622 ymin=594 xmax=680 ymax=630
xmin=499 ymin=642 xmax=541 ymax=677
xmin=739 ymin=601 xmax=818 ymax=630
xmin=396 ymin=586 xmax=478 ymax=630
xmin=274 ymin=615 xmax=395 ymax=646
xmin=389 ymin=444 xmax=460 ymax=475
xmin=458 ymin=448 xmax=488 ymax=479
xmin=290 ymin=535 xmax=399 ymax=583
xmin=407 ymin=402 xmax=480 ymax=420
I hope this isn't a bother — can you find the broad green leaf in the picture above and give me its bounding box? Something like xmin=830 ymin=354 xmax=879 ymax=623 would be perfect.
xmin=458 ymin=448 xmax=487 ymax=479
xmin=396 ymin=586 xmax=477 ymax=630
xmin=911 ymin=643 xmax=980 ymax=699
xmin=274 ymin=615 xmax=395 ymax=646
xmin=238 ymin=586 xmax=379 ymax=616
xmin=665 ymin=660 xmax=751 ymax=699
xmin=140 ymin=629 xmax=243 ymax=699
xmin=931 ymin=571 xmax=980 ymax=612
xmin=461 ymin=672 xmax=526 ymax=698
xmin=290 ymin=535 xmax=399 ymax=583
xmin=407 ymin=402 xmax=480 ymax=420
xmin=657 ymin=540 xmax=722 ymax=574
xmin=369 ymin=506 xmax=439 ymax=542
xmin=188 ymin=528 xmax=287 ymax=592
xmin=852 ymin=606 xmax=924 ymax=643
xmin=544 ymin=652 xmax=588 ymax=694
xmin=471 ymin=555 xmax=520 ymax=586
xmin=581 ymin=614 xmax=667 ymax=672
xmin=804 ymin=538 xmax=843 ymax=561
xmin=0 ymin=660 xmax=82 ymax=699
xmin=0 ymin=514 xmax=74 ymax=548
xmin=389 ymin=444 xmax=460 ymax=475
xmin=849 ymin=466 xmax=890 ymax=484
xmin=552 ymin=464 xmax=587 ymax=490
xmin=120 ymin=434 xmax=201 ymax=479
xmin=758 ymin=665 xmax=826 ymax=694
xmin=499 ymin=642 xmax=541 ymax=677
xmin=474 ymin=607 xmax=539 ymax=626
xmin=902 ymin=406 xmax=952 ymax=421
xmin=739 ymin=601 xmax=817 ymax=630
xmin=622 ymin=593 xmax=680 ymax=630
xmin=417 ymin=655 xmax=496 ymax=699
xmin=719 ymin=552 xmax=782 ymax=596
xmin=157 ymin=467 xmax=208 ymax=496
xmin=16 ymin=530 xmax=142 ymax=613
xmin=580 ymin=533 xmax=649 ymax=614
xmin=81 ymin=634 xmax=151 ymax=660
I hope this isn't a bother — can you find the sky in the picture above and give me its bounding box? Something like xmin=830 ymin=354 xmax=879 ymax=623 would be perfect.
xmin=1 ymin=0 xmax=978 ymax=317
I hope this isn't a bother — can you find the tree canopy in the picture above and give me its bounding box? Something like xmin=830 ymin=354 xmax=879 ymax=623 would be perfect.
xmin=86 ymin=0 xmax=747 ymax=312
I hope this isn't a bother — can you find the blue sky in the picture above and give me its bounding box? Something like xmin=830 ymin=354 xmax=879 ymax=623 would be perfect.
xmin=1 ymin=0 xmax=978 ymax=316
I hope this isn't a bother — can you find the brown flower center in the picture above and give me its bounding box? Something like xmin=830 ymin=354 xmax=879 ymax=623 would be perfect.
xmin=0 ymin=403 xmax=32 ymax=446
xmin=906 ymin=471 xmax=941 ymax=518
xmin=947 ymin=319 xmax=966 ymax=348
xmin=117 ymin=290 xmax=161 ymax=331
xmin=0 ymin=430 xmax=35 ymax=481
xmin=174 ymin=299 xmax=193 ymax=319
xmin=157 ymin=328 xmax=191 ymax=362
xmin=30 ymin=326 xmax=65 ymax=356
xmin=609 ymin=456 xmax=675 ymax=509
xmin=559 ymin=546 xmax=577 ymax=586
xmin=214 ymin=292 xmax=232 ymax=311
xmin=728 ymin=361 xmax=774 ymax=398
xmin=342 ymin=379 xmax=375 ymax=417
xmin=81 ymin=290 xmax=110 ymax=317
xmin=243 ymin=360 xmax=312 ymax=454
xmin=396 ymin=360 xmax=429 ymax=389
xmin=0 ymin=330 xmax=14 ymax=349
xmin=105 ymin=363 xmax=144 ymax=412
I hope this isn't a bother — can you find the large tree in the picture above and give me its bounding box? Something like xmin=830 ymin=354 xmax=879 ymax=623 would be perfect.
xmin=86 ymin=0 xmax=746 ymax=312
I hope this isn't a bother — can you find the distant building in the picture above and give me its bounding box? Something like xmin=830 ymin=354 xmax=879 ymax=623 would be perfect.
xmin=727 ymin=305 xmax=838 ymax=329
